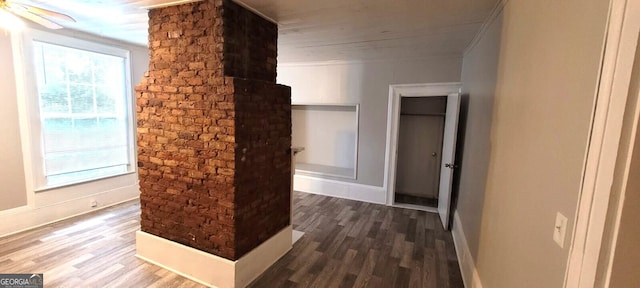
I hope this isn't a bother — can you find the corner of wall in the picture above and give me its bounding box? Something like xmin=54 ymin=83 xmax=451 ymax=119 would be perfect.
xmin=452 ymin=211 xmax=483 ymax=288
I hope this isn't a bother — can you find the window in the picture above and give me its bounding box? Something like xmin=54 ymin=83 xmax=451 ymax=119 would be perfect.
xmin=28 ymin=31 xmax=134 ymax=189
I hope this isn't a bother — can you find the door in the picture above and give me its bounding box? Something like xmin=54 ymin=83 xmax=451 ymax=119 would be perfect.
xmin=437 ymin=93 xmax=461 ymax=229
xmin=386 ymin=83 xmax=462 ymax=231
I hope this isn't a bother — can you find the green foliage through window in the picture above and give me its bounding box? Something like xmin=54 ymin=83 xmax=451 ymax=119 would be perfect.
xmin=32 ymin=41 xmax=130 ymax=186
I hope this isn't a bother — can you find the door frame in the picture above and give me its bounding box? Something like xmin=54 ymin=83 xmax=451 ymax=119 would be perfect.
xmin=384 ymin=83 xmax=462 ymax=213
xmin=565 ymin=0 xmax=640 ymax=286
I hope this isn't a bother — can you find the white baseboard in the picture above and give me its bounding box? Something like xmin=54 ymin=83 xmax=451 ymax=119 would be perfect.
xmin=0 ymin=184 xmax=139 ymax=237
xmin=292 ymin=230 xmax=304 ymax=244
xmin=452 ymin=211 xmax=483 ymax=288
xmin=293 ymin=174 xmax=386 ymax=204
xmin=136 ymin=226 xmax=293 ymax=288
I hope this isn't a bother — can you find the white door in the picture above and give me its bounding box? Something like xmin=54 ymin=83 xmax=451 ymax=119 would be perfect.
xmin=437 ymin=93 xmax=461 ymax=229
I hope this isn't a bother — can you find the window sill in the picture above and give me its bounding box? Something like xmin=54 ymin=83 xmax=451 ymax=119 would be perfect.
xmin=34 ymin=170 xmax=137 ymax=193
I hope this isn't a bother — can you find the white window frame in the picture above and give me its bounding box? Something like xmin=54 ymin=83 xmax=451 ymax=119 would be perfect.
xmin=20 ymin=29 xmax=136 ymax=191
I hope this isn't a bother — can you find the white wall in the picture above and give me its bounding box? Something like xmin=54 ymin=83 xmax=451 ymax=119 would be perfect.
xmin=0 ymin=32 xmax=28 ymax=211
xmin=456 ymin=0 xmax=610 ymax=287
xmin=454 ymin=4 xmax=502 ymax=283
xmin=292 ymin=105 xmax=357 ymax=170
xmin=0 ymin=26 xmax=149 ymax=237
xmin=278 ymin=57 xmax=462 ymax=187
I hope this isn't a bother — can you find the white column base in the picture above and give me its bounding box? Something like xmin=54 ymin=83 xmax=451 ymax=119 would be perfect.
xmin=292 ymin=229 xmax=304 ymax=244
xmin=136 ymin=226 xmax=293 ymax=288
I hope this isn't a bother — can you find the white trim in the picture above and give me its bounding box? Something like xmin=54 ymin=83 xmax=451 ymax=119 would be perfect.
xmin=601 ymin=61 xmax=640 ymax=287
xmin=463 ymin=0 xmax=508 ymax=56
xmin=452 ymin=211 xmax=483 ymax=288
xmin=17 ymin=28 xmax=137 ymax=191
xmin=383 ymin=83 xmax=462 ymax=207
xmin=292 ymin=230 xmax=305 ymax=244
xmin=30 ymin=29 xmax=131 ymax=57
xmin=0 ymin=184 xmax=139 ymax=237
xmin=232 ymin=0 xmax=277 ymax=24
xmin=293 ymin=175 xmax=440 ymax=212
xmin=141 ymin=0 xmax=204 ymax=10
xmin=277 ymin=55 xmax=462 ymax=68
xmin=235 ymin=226 xmax=292 ymax=287
xmin=565 ymin=0 xmax=640 ymax=286
xmin=33 ymin=171 xmax=137 ymax=192
xmin=11 ymin=30 xmax=37 ymax=207
xmin=136 ymin=226 xmax=292 ymax=288
xmin=293 ymin=175 xmax=386 ymax=204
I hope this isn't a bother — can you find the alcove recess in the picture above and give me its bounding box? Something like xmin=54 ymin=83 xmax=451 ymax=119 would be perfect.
xmin=291 ymin=104 xmax=359 ymax=179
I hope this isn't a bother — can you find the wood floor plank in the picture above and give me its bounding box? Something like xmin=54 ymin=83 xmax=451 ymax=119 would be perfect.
xmin=323 ymin=250 xmax=358 ymax=288
xmin=339 ymin=273 xmax=358 ymax=288
xmin=252 ymin=192 xmax=464 ymax=287
xmin=436 ymin=239 xmax=451 ymax=288
xmin=351 ymin=249 xmax=379 ymax=288
xmin=0 ymin=192 xmax=464 ymax=287
xmin=409 ymin=259 xmax=423 ymax=288
xmin=424 ymin=249 xmax=438 ymax=288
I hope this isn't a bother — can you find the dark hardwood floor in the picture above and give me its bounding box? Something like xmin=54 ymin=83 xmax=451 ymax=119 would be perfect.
xmin=0 ymin=192 xmax=463 ymax=287
xmin=249 ymin=192 xmax=463 ymax=288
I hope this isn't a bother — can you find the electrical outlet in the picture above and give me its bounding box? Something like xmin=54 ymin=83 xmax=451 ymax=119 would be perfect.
xmin=553 ymin=212 xmax=568 ymax=248
xmin=90 ymin=200 xmax=98 ymax=208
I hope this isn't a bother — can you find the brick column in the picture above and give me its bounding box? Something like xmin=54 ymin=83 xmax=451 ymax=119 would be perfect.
xmin=135 ymin=0 xmax=291 ymax=261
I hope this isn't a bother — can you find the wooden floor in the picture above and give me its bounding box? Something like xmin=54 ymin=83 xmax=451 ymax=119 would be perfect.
xmin=0 ymin=192 xmax=463 ymax=287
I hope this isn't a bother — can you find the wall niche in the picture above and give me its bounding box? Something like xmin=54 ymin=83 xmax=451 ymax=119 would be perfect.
xmin=292 ymin=104 xmax=359 ymax=179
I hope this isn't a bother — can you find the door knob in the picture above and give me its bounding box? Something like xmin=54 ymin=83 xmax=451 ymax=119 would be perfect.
xmin=431 ymin=152 xmax=437 ymax=157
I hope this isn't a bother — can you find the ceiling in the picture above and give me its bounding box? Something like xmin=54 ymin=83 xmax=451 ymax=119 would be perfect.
xmin=13 ymin=0 xmax=499 ymax=63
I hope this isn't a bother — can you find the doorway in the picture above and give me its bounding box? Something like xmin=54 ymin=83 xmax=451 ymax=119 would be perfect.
xmin=384 ymin=83 xmax=461 ymax=229
xmin=395 ymin=97 xmax=447 ymax=208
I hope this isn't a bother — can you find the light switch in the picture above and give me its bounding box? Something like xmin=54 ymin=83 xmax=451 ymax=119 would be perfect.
xmin=553 ymin=212 xmax=568 ymax=248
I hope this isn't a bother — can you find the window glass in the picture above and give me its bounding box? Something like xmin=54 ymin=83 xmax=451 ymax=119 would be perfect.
xmin=32 ymin=41 xmax=130 ymax=187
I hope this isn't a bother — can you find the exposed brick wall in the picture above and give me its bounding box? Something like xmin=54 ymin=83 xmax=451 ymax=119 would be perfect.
xmin=136 ymin=0 xmax=290 ymax=261
xmin=223 ymin=1 xmax=277 ymax=83
xmin=233 ymin=79 xmax=291 ymax=257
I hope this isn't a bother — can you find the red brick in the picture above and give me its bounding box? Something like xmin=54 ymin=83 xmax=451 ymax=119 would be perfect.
xmin=138 ymin=0 xmax=289 ymax=261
